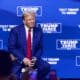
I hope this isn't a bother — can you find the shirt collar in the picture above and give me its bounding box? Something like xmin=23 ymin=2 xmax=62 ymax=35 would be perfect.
xmin=24 ymin=25 xmax=33 ymax=31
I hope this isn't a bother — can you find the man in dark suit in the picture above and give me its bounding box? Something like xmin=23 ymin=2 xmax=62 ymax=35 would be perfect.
xmin=8 ymin=11 xmax=50 ymax=80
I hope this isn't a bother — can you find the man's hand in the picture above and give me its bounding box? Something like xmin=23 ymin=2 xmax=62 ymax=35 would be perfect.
xmin=23 ymin=57 xmax=37 ymax=68
xmin=23 ymin=58 xmax=31 ymax=67
xmin=30 ymin=57 xmax=37 ymax=67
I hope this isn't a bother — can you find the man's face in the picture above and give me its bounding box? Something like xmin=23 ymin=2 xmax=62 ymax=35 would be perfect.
xmin=23 ymin=13 xmax=35 ymax=28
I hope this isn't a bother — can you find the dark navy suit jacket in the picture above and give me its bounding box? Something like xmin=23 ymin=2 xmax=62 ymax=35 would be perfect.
xmin=8 ymin=24 xmax=43 ymax=63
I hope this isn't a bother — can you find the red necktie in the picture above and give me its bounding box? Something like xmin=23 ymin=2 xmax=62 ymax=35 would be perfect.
xmin=27 ymin=29 xmax=31 ymax=59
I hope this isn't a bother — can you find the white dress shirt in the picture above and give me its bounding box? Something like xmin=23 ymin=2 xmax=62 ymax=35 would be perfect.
xmin=24 ymin=25 xmax=33 ymax=47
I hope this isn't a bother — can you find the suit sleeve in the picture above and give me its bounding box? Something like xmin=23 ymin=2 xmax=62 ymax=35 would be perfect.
xmin=8 ymin=28 xmax=25 ymax=63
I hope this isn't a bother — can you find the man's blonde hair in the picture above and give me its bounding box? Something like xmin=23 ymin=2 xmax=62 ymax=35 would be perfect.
xmin=22 ymin=11 xmax=35 ymax=20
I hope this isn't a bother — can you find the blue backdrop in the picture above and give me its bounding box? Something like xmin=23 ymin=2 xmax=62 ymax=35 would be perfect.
xmin=0 ymin=0 xmax=80 ymax=78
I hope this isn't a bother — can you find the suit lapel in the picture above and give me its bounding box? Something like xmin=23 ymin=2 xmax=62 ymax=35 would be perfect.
xmin=20 ymin=25 xmax=27 ymax=55
xmin=32 ymin=27 xmax=37 ymax=56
